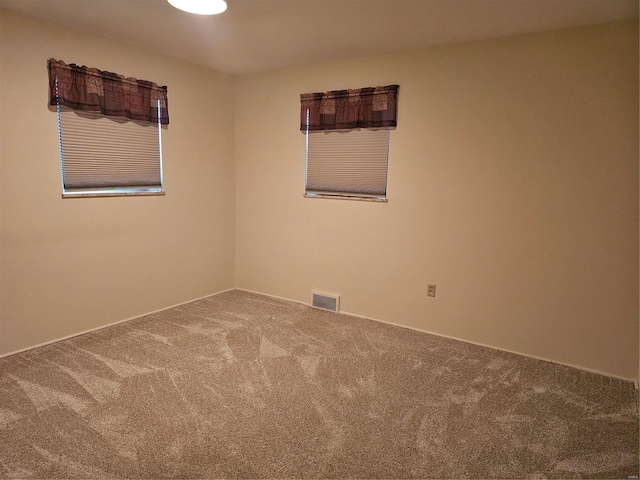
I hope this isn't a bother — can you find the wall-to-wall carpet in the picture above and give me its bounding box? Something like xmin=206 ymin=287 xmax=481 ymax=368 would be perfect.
xmin=0 ymin=290 xmax=637 ymax=478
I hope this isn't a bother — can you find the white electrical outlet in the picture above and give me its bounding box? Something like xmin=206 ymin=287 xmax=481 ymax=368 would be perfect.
xmin=427 ymin=284 xmax=436 ymax=297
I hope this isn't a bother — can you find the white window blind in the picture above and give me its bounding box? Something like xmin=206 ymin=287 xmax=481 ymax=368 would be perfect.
xmin=57 ymin=105 xmax=163 ymax=197
xmin=305 ymin=128 xmax=390 ymax=200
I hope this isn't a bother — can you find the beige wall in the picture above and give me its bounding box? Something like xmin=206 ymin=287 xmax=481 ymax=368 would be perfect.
xmin=235 ymin=20 xmax=639 ymax=382
xmin=0 ymin=10 xmax=236 ymax=354
xmin=1 ymin=10 xmax=637 ymax=383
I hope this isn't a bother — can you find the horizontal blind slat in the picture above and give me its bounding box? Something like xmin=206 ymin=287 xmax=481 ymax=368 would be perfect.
xmin=58 ymin=106 xmax=162 ymax=190
xmin=306 ymin=128 xmax=389 ymax=196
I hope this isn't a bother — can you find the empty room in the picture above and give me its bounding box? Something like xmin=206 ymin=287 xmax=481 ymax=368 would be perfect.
xmin=0 ymin=0 xmax=638 ymax=478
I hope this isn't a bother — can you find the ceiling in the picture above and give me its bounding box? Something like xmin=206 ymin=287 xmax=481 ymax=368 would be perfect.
xmin=1 ymin=0 xmax=638 ymax=75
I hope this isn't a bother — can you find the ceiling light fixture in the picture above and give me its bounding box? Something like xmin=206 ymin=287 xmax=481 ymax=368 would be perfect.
xmin=167 ymin=0 xmax=227 ymax=15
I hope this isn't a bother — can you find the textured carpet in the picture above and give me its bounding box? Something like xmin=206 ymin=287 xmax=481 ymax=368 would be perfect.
xmin=0 ymin=289 xmax=638 ymax=479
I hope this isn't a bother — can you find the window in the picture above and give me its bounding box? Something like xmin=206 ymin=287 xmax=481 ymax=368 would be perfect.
xmin=48 ymin=58 xmax=169 ymax=198
xmin=305 ymin=125 xmax=390 ymax=201
xmin=56 ymin=105 xmax=164 ymax=197
xmin=300 ymin=85 xmax=398 ymax=202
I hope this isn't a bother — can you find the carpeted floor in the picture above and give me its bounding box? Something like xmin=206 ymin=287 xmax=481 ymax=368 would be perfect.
xmin=0 ymin=289 xmax=638 ymax=479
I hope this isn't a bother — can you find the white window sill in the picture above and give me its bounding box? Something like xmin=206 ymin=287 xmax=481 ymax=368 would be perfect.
xmin=303 ymin=193 xmax=387 ymax=202
xmin=62 ymin=189 xmax=165 ymax=198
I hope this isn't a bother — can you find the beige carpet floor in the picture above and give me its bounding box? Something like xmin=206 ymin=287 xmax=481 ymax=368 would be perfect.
xmin=0 ymin=289 xmax=638 ymax=479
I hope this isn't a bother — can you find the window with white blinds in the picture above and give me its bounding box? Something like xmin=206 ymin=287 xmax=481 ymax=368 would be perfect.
xmin=305 ymin=127 xmax=390 ymax=201
xmin=57 ymin=104 xmax=164 ymax=197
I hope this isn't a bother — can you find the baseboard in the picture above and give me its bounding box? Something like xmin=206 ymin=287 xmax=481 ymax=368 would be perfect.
xmin=0 ymin=287 xmax=236 ymax=360
xmin=342 ymin=308 xmax=638 ymax=389
xmin=4 ymin=286 xmax=637 ymax=390
xmin=236 ymin=288 xmax=639 ymax=389
xmin=236 ymin=287 xmax=313 ymax=308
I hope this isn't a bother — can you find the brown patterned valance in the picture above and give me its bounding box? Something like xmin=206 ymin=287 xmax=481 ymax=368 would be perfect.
xmin=300 ymin=84 xmax=398 ymax=131
xmin=48 ymin=58 xmax=169 ymax=125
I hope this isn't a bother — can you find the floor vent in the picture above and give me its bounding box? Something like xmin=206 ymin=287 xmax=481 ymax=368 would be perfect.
xmin=311 ymin=292 xmax=340 ymax=312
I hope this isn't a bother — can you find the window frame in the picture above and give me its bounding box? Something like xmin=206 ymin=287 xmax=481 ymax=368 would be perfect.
xmin=55 ymin=101 xmax=165 ymax=198
xmin=304 ymin=109 xmax=391 ymax=202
